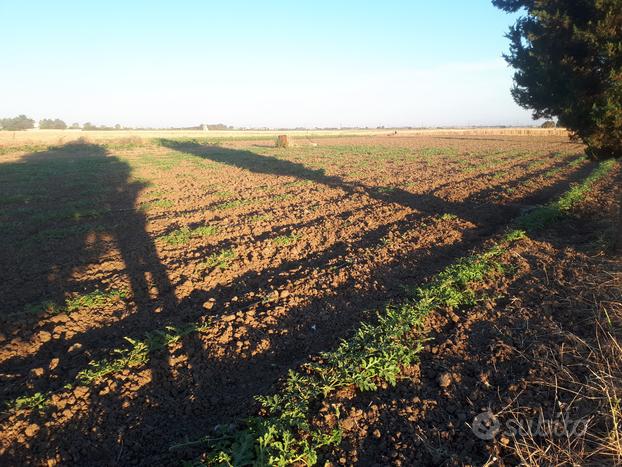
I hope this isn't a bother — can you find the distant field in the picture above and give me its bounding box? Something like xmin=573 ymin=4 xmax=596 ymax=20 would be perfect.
xmin=1 ymin=131 xmax=605 ymax=465
xmin=0 ymin=127 xmax=569 ymax=148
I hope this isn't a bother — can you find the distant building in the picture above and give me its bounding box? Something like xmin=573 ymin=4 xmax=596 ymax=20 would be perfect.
xmin=201 ymin=124 xmax=209 ymax=132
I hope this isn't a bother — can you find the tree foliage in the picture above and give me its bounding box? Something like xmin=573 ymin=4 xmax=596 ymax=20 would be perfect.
xmin=39 ymin=118 xmax=67 ymax=130
xmin=493 ymin=0 xmax=621 ymax=159
xmin=540 ymin=120 xmax=556 ymax=128
xmin=0 ymin=115 xmax=35 ymax=131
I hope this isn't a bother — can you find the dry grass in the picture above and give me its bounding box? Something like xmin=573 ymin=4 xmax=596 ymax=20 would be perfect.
xmin=501 ymin=264 xmax=622 ymax=466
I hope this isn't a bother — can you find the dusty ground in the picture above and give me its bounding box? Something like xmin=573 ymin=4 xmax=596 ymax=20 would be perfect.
xmin=0 ymin=133 xmax=611 ymax=465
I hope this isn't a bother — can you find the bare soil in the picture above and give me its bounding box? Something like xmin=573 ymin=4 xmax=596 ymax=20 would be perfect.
xmin=1 ymin=134 xmax=615 ymax=465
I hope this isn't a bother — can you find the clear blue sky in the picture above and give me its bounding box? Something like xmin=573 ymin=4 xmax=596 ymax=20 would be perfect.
xmin=0 ymin=1 xmax=533 ymax=128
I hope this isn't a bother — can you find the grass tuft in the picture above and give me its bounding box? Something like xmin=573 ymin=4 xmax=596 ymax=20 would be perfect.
xmin=19 ymin=289 xmax=126 ymax=319
xmin=273 ymin=233 xmax=300 ymax=246
xmin=159 ymin=225 xmax=218 ymax=246
xmin=201 ymin=248 xmax=237 ymax=271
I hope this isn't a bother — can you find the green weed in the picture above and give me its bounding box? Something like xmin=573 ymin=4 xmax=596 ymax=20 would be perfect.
xmin=271 ymin=194 xmax=292 ymax=202
xmin=250 ymin=214 xmax=272 ymax=223
xmin=20 ymin=289 xmax=126 ymax=319
xmin=77 ymin=323 xmax=207 ymax=385
xmin=8 ymin=392 xmax=49 ymax=411
xmin=215 ymin=199 xmax=252 ymax=211
xmin=22 ymin=300 xmax=64 ymax=317
xmin=273 ymin=233 xmax=300 ymax=246
xmin=65 ymin=289 xmax=127 ymax=312
xmin=201 ymin=248 xmax=237 ymax=271
xmin=159 ymin=225 xmax=218 ymax=246
xmin=518 ymin=159 xmax=616 ymax=230
xmin=140 ymin=199 xmax=174 ymax=211
xmin=375 ymin=186 xmax=396 ymax=194
xmin=439 ymin=213 xmax=458 ymax=222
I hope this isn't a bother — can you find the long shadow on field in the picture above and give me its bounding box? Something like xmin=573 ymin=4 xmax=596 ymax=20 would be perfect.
xmin=159 ymin=140 xmax=593 ymax=229
xmin=0 ymin=141 xmax=597 ymax=465
xmin=0 ymin=142 xmax=175 ymax=393
xmin=158 ymin=140 xmax=486 ymax=225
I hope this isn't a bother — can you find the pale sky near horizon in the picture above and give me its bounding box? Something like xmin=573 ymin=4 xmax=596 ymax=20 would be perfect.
xmin=0 ymin=1 xmax=536 ymax=128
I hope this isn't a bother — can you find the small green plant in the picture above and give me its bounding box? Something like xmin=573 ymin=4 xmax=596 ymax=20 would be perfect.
xmin=250 ymin=214 xmax=272 ymax=223
xmin=375 ymin=186 xmax=396 ymax=194
xmin=159 ymin=225 xmax=218 ymax=246
xmin=201 ymin=248 xmax=237 ymax=270
xmin=20 ymin=288 xmax=126 ymax=319
xmin=65 ymin=289 xmax=127 ymax=312
xmin=215 ymin=199 xmax=252 ymax=211
xmin=271 ymin=194 xmax=292 ymax=202
xmin=568 ymin=156 xmax=586 ymax=168
xmin=22 ymin=300 xmax=63 ymax=317
xmin=77 ymin=323 xmax=206 ymax=385
xmin=140 ymin=199 xmax=174 ymax=211
xmin=273 ymin=233 xmax=300 ymax=246
xmin=439 ymin=213 xmax=458 ymax=222
xmin=544 ymin=167 xmax=563 ymax=177
xmin=9 ymin=392 xmax=49 ymax=411
xmin=193 ymin=225 xmax=219 ymax=237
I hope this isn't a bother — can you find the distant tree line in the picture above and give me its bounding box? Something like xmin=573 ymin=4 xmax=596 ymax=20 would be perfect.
xmin=82 ymin=122 xmax=123 ymax=131
xmin=0 ymin=115 xmax=35 ymax=131
xmin=39 ymin=118 xmax=67 ymax=130
xmin=0 ymin=118 xmax=238 ymax=131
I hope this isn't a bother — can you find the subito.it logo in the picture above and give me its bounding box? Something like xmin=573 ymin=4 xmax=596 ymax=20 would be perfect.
xmin=471 ymin=410 xmax=501 ymax=440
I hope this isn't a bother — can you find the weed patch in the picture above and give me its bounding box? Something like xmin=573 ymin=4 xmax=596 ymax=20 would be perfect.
xmin=438 ymin=213 xmax=458 ymax=222
xmin=18 ymin=289 xmax=126 ymax=320
xmin=140 ymin=199 xmax=174 ymax=211
xmin=159 ymin=225 xmax=218 ymax=246
xmin=200 ymin=248 xmax=237 ymax=271
xmin=77 ymin=323 xmax=207 ymax=385
xmin=518 ymin=159 xmax=616 ymax=230
xmin=273 ymin=233 xmax=300 ymax=246
xmin=182 ymin=232 xmax=518 ymax=465
xmin=8 ymin=392 xmax=48 ymax=411
xmin=215 ymin=199 xmax=252 ymax=211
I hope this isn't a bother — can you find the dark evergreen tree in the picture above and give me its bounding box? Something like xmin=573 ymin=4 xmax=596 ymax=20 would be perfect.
xmin=493 ymin=0 xmax=621 ymax=160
